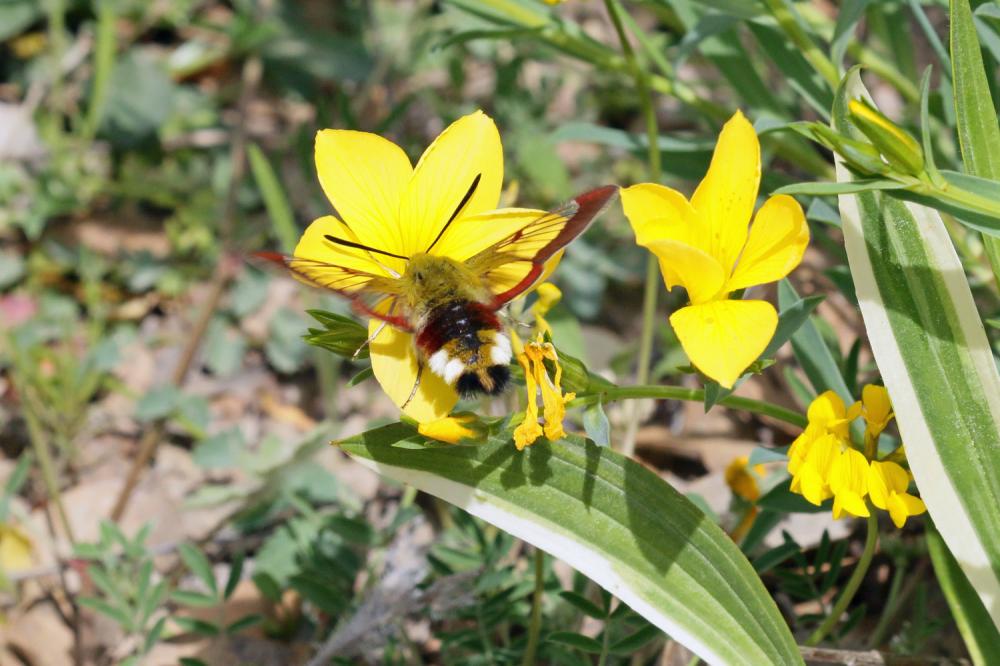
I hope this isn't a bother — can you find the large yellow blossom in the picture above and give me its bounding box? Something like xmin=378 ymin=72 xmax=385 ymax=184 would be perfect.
xmin=620 ymin=111 xmax=809 ymax=388
xmin=294 ymin=111 xmax=556 ymax=423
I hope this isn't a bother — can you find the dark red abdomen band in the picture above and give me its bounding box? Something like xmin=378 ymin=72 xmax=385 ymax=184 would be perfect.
xmin=416 ymin=300 xmax=501 ymax=354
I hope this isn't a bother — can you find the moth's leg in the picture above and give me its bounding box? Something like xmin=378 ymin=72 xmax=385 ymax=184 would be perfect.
xmin=401 ymin=358 xmax=424 ymax=409
xmin=354 ymin=298 xmax=398 ymax=358
xmin=354 ymin=320 xmax=387 ymax=359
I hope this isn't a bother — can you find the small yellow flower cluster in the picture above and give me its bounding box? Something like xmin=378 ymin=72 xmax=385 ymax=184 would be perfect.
xmin=787 ymin=386 xmax=926 ymax=528
xmin=512 ymin=284 xmax=576 ymax=450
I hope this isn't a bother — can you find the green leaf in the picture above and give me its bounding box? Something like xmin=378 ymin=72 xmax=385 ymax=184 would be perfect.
xmin=178 ymin=543 xmax=217 ymax=596
xmin=142 ymin=616 xmax=167 ymax=655
xmin=951 ymin=0 xmax=1000 ymax=280
xmin=927 ymin=520 xmax=1000 ymax=664
xmin=248 ymin=144 xmax=299 ymax=253
xmin=772 ymin=179 xmax=907 ymax=196
xmin=224 ymin=553 xmax=244 ymax=600
xmin=582 ymin=402 xmax=611 ymax=448
xmin=225 ymin=613 xmax=263 ymax=634
xmin=951 ymin=0 xmax=1000 ymax=180
xmin=99 ymin=51 xmax=175 ymax=147
xmin=347 ymin=366 xmax=374 ymax=387
xmin=78 ymin=596 xmax=132 ymax=629
xmin=609 ymin=623 xmax=663 ymax=654
xmin=834 ymin=68 xmax=1000 ymax=633
xmin=173 ymin=617 xmax=221 ymax=637
xmin=170 ymin=590 xmax=219 ymax=608
xmin=558 ymin=590 xmax=606 ymax=619
xmin=547 ymin=631 xmax=604 ymax=654
xmin=340 ymin=424 xmax=803 ymax=665
xmin=777 ymin=281 xmax=852 ymax=404
xmin=192 ymin=429 xmax=244 ymax=470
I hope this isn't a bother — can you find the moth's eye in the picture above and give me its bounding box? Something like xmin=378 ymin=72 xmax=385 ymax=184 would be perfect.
xmin=415 ymin=272 xmax=424 ymax=281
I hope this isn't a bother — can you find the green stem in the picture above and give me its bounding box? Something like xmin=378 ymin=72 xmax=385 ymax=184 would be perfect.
xmin=597 ymin=619 xmax=612 ymax=666
xmin=805 ymin=512 xmax=879 ymax=646
xmin=44 ymin=0 xmax=67 ymax=114
xmin=761 ymin=0 xmax=839 ymax=88
xmin=867 ymin=555 xmax=906 ymax=648
xmin=521 ymin=548 xmax=545 ymax=666
xmin=22 ymin=397 xmax=76 ymax=544
xmin=602 ymin=0 xmax=662 ymax=458
xmin=567 ymin=385 xmax=807 ymax=428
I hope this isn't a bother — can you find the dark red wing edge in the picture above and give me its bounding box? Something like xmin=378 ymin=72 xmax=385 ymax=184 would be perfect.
xmin=490 ymin=185 xmax=618 ymax=307
xmin=250 ymin=251 xmax=412 ymax=330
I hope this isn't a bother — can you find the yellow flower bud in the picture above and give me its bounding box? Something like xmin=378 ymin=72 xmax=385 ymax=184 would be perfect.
xmin=848 ymin=100 xmax=924 ymax=177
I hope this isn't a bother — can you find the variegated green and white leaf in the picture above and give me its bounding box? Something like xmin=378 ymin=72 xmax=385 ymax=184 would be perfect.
xmin=834 ymin=69 xmax=1000 ymax=629
xmin=339 ymin=425 xmax=802 ymax=665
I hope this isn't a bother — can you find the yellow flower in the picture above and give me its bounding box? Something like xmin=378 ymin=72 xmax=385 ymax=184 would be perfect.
xmin=861 ymin=384 xmax=893 ymax=456
xmin=0 ymin=523 xmax=34 ymax=573
xmin=829 ymin=448 xmax=870 ymax=519
xmin=620 ymin=111 xmax=809 ymax=388
xmin=514 ymin=341 xmax=576 ymax=450
xmin=295 ymin=111 xmax=557 ymax=423
xmin=418 ymin=413 xmax=482 ymax=444
xmin=790 ymin=433 xmax=839 ymax=506
xmin=787 ymin=385 xmax=926 ymax=528
xmin=868 ymin=461 xmax=926 ymax=528
xmin=725 ymin=455 xmax=765 ymax=502
xmin=806 ymin=390 xmax=861 ymax=440
xmin=531 ymin=282 xmax=562 ymax=339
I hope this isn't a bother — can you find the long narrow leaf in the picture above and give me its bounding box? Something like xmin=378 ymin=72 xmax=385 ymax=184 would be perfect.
xmin=926 ymin=520 xmax=1000 ymax=665
xmin=339 ymin=425 xmax=802 ymax=665
xmin=951 ymin=0 xmax=1000 ymax=283
xmin=834 ymin=69 xmax=1000 ymax=629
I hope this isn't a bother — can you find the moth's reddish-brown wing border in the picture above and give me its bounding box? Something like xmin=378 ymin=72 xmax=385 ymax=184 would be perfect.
xmin=252 ymin=252 xmax=412 ymax=330
xmin=476 ymin=185 xmax=619 ymax=308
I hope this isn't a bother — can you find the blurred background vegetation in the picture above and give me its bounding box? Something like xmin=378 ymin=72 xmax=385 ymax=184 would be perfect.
xmin=0 ymin=0 xmax=997 ymax=663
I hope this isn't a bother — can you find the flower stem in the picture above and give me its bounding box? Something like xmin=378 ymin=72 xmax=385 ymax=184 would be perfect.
xmin=761 ymin=0 xmax=840 ymax=88
xmin=805 ymin=512 xmax=879 ymax=646
xmin=568 ymin=385 xmax=807 ymax=428
xmin=602 ymin=0 xmax=662 ymax=458
xmin=867 ymin=554 xmax=906 ymax=648
xmin=521 ymin=548 xmax=545 ymax=666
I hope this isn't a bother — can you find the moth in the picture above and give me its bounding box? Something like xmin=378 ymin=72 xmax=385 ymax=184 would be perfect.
xmin=257 ymin=181 xmax=617 ymax=405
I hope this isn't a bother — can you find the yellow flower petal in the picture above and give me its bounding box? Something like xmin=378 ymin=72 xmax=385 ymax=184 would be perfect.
xmin=886 ymin=492 xmax=926 ymax=528
xmin=798 ymin=463 xmax=830 ymax=505
xmin=691 ymin=110 xmax=760 ymax=272
xmin=293 ymin=215 xmax=393 ymax=277
xmin=862 ymin=384 xmax=893 ymax=439
xmin=806 ymin=391 xmax=853 ymax=439
xmin=314 ymin=130 xmax=412 ymax=258
xmin=433 ymin=207 xmax=552 ymax=262
xmin=726 ymin=194 xmax=809 ymax=291
xmin=399 ymin=110 xmax=503 ymax=256
xmin=868 ymin=460 xmax=910 ymax=509
xmin=0 ymin=524 xmax=34 ymax=572
xmin=418 ymin=413 xmax=481 ymax=444
xmin=620 ymin=183 xmax=704 ymax=249
xmin=832 ymin=490 xmax=870 ymax=519
xmin=830 ymin=448 xmax=869 ymax=491
xmin=726 ymin=455 xmax=764 ymax=502
xmin=645 ymin=239 xmax=727 ymax=304
xmin=669 ymin=299 xmax=777 ymax=388
xmin=368 ymin=321 xmax=457 ymax=423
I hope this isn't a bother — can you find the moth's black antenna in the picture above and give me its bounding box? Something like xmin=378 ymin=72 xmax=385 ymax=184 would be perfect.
xmin=323 ymin=235 xmax=410 ymax=261
xmin=425 ymin=173 xmax=481 ymax=254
